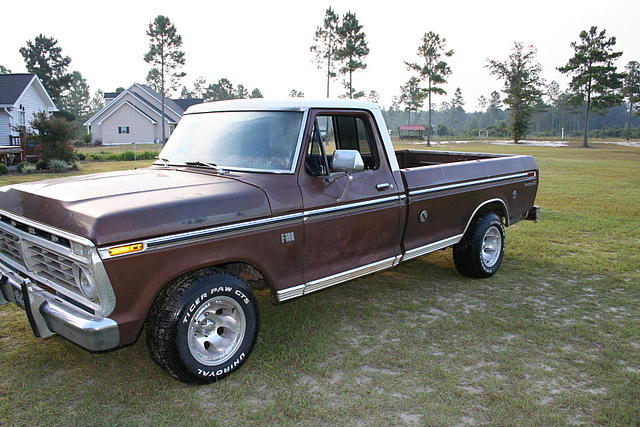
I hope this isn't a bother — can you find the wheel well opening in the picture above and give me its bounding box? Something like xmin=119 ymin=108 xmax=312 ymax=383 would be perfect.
xmin=475 ymin=201 xmax=508 ymax=226
xmin=219 ymin=262 xmax=269 ymax=291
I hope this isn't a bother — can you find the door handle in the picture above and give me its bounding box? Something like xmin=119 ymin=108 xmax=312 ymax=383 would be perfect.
xmin=376 ymin=183 xmax=391 ymax=191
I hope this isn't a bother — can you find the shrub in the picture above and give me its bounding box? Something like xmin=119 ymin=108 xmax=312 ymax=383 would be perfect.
xmin=30 ymin=114 xmax=77 ymax=163
xmin=76 ymin=153 xmax=86 ymax=161
xmin=81 ymin=133 xmax=93 ymax=145
xmin=20 ymin=163 xmax=36 ymax=174
xmin=0 ymin=164 xmax=7 ymax=175
xmin=35 ymin=159 xmax=48 ymax=170
xmin=48 ymin=159 xmax=71 ymax=173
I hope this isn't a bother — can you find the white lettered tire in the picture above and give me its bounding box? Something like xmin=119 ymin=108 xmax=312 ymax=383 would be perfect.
xmin=146 ymin=268 xmax=259 ymax=384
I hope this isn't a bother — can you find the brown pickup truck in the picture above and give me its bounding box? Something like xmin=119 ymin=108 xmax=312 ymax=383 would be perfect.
xmin=0 ymin=99 xmax=539 ymax=383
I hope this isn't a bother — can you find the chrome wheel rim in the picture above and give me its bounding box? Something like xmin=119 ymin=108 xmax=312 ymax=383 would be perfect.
xmin=187 ymin=296 xmax=246 ymax=365
xmin=481 ymin=226 xmax=502 ymax=268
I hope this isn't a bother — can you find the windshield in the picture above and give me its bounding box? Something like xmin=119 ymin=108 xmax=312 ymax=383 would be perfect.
xmin=159 ymin=111 xmax=304 ymax=172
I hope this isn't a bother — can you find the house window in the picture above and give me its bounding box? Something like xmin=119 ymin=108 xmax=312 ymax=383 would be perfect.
xmin=118 ymin=126 xmax=130 ymax=134
xmin=18 ymin=105 xmax=26 ymax=127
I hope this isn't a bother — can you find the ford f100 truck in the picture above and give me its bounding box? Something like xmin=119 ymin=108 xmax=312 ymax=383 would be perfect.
xmin=0 ymin=99 xmax=539 ymax=383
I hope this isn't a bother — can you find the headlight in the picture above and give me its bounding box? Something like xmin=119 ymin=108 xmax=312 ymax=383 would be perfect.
xmin=73 ymin=265 xmax=97 ymax=301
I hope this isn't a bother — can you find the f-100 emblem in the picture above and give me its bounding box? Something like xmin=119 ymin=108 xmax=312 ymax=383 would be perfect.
xmin=281 ymin=232 xmax=295 ymax=243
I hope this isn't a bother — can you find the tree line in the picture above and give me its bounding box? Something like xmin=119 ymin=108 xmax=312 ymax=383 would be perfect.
xmin=308 ymin=8 xmax=640 ymax=147
xmin=3 ymin=12 xmax=639 ymax=147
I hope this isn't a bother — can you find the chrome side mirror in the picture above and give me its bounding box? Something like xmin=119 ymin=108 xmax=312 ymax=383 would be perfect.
xmin=331 ymin=150 xmax=364 ymax=173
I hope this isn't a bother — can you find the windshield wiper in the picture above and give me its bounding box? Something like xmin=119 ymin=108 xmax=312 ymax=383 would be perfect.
xmin=157 ymin=157 xmax=170 ymax=167
xmin=184 ymin=161 xmax=228 ymax=175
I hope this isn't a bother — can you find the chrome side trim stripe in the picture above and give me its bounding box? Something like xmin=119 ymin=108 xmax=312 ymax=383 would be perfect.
xmin=145 ymin=212 xmax=304 ymax=248
xmin=401 ymin=234 xmax=464 ymax=262
xmin=277 ymin=256 xmax=400 ymax=302
xmin=99 ymin=194 xmax=405 ymax=257
xmin=409 ymin=171 xmax=535 ymax=196
xmin=304 ymin=195 xmax=401 ymax=218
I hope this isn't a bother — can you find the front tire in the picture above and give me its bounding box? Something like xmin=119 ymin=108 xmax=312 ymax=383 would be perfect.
xmin=453 ymin=212 xmax=505 ymax=278
xmin=146 ymin=268 xmax=259 ymax=384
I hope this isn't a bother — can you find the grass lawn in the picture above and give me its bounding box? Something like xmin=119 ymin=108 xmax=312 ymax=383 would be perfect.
xmin=1 ymin=144 xmax=639 ymax=425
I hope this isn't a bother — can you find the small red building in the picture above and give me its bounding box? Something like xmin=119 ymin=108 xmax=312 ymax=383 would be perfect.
xmin=398 ymin=125 xmax=425 ymax=140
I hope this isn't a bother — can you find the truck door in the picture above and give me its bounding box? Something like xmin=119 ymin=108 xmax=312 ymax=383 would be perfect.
xmin=297 ymin=109 xmax=404 ymax=286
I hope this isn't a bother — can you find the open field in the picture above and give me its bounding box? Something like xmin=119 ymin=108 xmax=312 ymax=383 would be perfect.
xmin=1 ymin=143 xmax=639 ymax=425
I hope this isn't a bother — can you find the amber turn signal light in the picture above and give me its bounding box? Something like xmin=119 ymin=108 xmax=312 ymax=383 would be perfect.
xmin=108 ymin=243 xmax=144 ymax=256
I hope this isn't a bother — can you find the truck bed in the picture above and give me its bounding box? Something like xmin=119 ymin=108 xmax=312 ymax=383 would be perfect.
xmin=395 ymin=149 xmax=507 ymax=168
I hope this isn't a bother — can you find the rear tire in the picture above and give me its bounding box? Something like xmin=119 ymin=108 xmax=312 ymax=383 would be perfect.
xmin=453 ymin=212 xmax=505 ymax=278
xmin=146 ymin=268 xmax=259 ymax=384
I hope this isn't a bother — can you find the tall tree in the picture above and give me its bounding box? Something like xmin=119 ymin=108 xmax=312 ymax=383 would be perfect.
xmin=249 ymin=88 xmax=264 ymax=98
xmin=558 ymin=26 xmax=624 ymax=147
xmin=399 ymin=77 xmax=426 ymax=125
xmin=487 ymin=42 xmax=545 ymax=143
xmin=449 ymin=87 xmax=466 ymax=130
xmin=405 ymin=31 xmax=454 ymax=146
xmin=19 ymin=34 xmax=73 ymax=104
xmin=236 ymin=84 xmax=249 ymax=99
xmin=310 ymin=7 xmax=340 ymax=98
xmin=477 ymin=95 xmax=488 ymax=112
xmin=0 ymin=65 xmax=11 ymax=74
xmin=335 ymin=11 xmax=369 ymax=99
xmin=59 ymin=71 xmax=91 ymax=122
xmin=88 ymin=90 xmax=105 ymax=115
xmin=144 ymin=15 xmax=186 ymax=143
xmin=622 ymin=61 xmax=640 ymax=140
xmin=289 ymin=89 xmax=305 ymax=98
xmin=367 ymin=90 xmax=380 ymax=104
xmin=204 ymin=78 xmax=236 ymax=101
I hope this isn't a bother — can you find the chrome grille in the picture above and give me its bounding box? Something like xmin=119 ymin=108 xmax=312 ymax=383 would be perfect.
xmin=0 ymin=228 xmax=24 ymax=266
xmin=23 ymin=244 xmax=79 ymax=294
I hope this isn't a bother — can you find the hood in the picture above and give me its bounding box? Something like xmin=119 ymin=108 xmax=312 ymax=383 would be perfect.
xmin=0 ymin=168 xmax=270 ymax=246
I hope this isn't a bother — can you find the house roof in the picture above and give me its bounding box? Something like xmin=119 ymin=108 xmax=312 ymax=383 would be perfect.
xmin=104 ymin=92 xmax=119 ymax=99
xmin=0 ymin=74 xmax=37 ymax=105
xmin=398 ymin=125 xmax=425 ymax=131
xmin=137 ymin=84 xmax=185 ymax=115
xmin=171 ymin=98 xmax=203 ymax=111
xmin=0 ymin=73 xmax=57 ymax=110
xmin=83 ymin=83 xmax=187 ymax=126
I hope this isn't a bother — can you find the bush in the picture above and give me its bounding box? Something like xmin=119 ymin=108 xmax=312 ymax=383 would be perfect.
xmin=48 ymin=159 xmax=71 ymax=173
xmin=0 ymin=164 xmax=7 ymax=175
xmin=30 ymin=114 xmax=77 ymax=163
xmin=20 ymin=163 xmax=36 ymax=174
xmin=35 ymin=159 xmax=48 ymax=170
xmin=76 ymin=153 xmax=86 ymax=161
xmin=81 ymin=133 xmax=93 ymax=145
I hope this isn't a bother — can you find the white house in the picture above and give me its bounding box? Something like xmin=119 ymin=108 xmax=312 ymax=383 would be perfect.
xmin=0 ymin=73 xmax=57 ymax=162
xmin=84 ymin=83 xmax=202 ymax=145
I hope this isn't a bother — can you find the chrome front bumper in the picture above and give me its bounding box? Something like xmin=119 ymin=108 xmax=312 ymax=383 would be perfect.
xmin=0 ymin=263 xmax=120 ymax=352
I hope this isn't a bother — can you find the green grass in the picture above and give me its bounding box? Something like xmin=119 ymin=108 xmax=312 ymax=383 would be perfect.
xmin=1 ymin=144 xmax=639 ymax=425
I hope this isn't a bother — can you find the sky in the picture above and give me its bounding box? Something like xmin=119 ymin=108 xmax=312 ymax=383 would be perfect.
xmin=1 ymin=0 xmax=638 ymax=111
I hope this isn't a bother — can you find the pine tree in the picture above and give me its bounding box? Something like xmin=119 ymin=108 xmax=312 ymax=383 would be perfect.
xmin=144 ymin=15 xmax=186 ymax=143
xmin=622 ymin=61 xmax=640 ymax=140
xmin=335 ymin=11 xmax=369 ymax=99
xmin=249 ymin=88 xmax=264 ymax=98
xmin=0 ymin=65 xmax=10 ymax=74
xmin=310 ymin=7 xmax=340 ymax=98
xmin=59 ymin=71 xmax=91 ymax=122
xmin=487 ymin=42 xmax=545 ymax=143
xmin=236 ymin=84 xmax=249 ymax=99
xmin=204 ymin=78 xmax=235 ymax=101
xmin=558 ymin=26 xmax=624 ymax=147
xmin=19 ymin=34 xmax=73 ymax=104
xmin=399 ymin=77 xmax=426 ymax=125
xmin=289 ymin=89 xmax=305 ymax=98
xmin=367 ymin=90 xmax=380 ymax=104
xmin=405 ymin=31 xmax=454 ymax=146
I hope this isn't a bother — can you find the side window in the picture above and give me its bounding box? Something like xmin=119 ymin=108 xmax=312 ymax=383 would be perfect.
xmin=306 ymin=114 xmax=380 ymax=176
